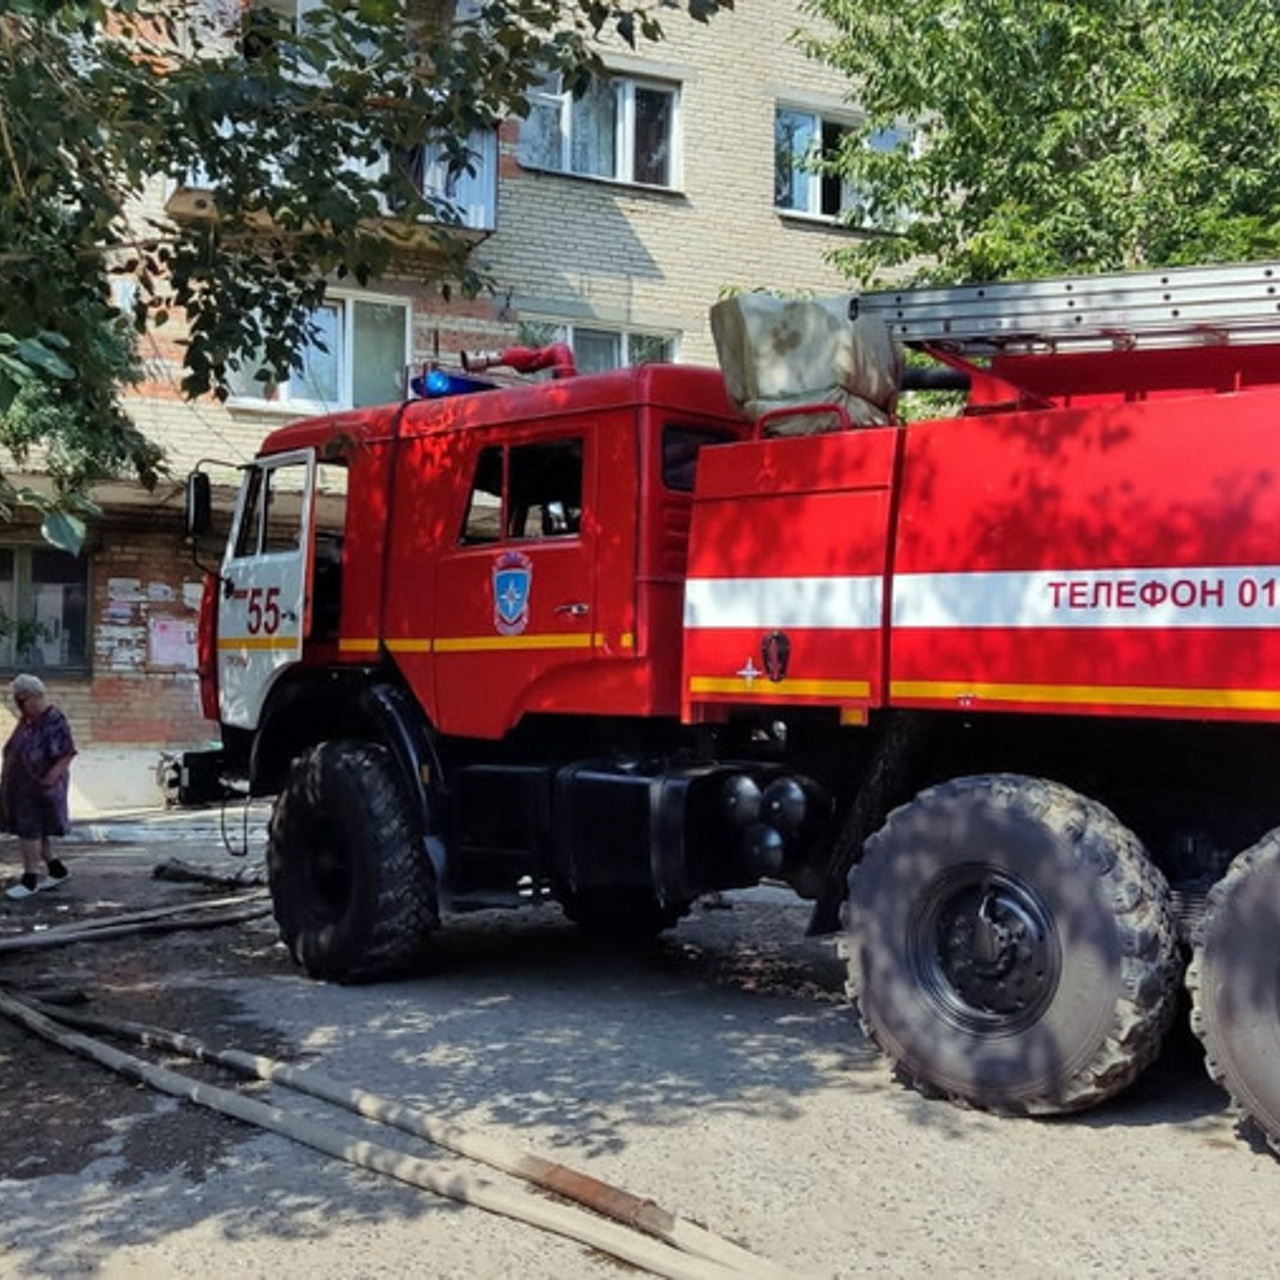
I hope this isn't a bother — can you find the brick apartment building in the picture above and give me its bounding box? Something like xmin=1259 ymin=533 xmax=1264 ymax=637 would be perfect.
xmin=8 ymin=0 xmax=876 ymax=811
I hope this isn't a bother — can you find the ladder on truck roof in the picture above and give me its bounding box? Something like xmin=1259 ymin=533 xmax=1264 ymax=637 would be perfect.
xmin=852 ymin=259 xmax=1280 ymax=354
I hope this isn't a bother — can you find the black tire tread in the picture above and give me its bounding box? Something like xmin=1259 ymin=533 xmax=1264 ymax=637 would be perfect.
xmin=268 ymin=741 xmax=436 ymax=982
xmin=1186 ymin=831 xmax=1280 ymax=1155
xmin=842 ymin=773 xmax=1180 ymax=1115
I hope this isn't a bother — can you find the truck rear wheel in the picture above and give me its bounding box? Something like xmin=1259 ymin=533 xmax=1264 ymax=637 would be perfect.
xmin=1187 ymin=830 xmax=1280 ymax=1154
xmin=268 ymin=740 xmax=438 ymax=982
xmin=843 ymin=774 xmax=1179 ymax=1115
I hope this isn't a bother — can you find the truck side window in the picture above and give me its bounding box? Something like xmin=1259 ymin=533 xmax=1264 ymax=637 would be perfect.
xmin=509 ymin=438 xmax=583 ymax=539
xmin=262 ymin=467 xmax=306 ymax=554
xmin=462 ymin=445 xmax=504 ymax=545
xmin=232 ymin=460 xmax=316 ymax=559
xmin=233 ymin=468 xmax=265 ymax=558
xmin=662 ymin=424 xmax=734 ymax=491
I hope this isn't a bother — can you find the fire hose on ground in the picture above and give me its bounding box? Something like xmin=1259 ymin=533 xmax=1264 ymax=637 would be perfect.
xmin=0 ymin=892 xmax=274 ymax=952
xmin=0 ymin=900 xmax=801 ymax=1280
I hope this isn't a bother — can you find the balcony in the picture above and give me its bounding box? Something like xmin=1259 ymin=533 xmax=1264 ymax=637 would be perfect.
xmin=165 ymin=129 xmax=497 ymax=261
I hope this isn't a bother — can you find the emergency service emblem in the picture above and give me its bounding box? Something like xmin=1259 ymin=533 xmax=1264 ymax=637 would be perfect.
xmin=762 ymin=630 xmax=791 ymax=682
xmin=493 ymin=550 xmax=534 ymax=636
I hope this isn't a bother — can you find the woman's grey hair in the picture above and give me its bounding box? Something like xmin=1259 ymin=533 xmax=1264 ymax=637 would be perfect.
xmin=10 ymin=673 xmax=47 ymax=701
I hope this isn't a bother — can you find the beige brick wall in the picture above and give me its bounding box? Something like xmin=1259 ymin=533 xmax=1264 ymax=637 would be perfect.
xmin=469 ymin=1 xmax=868 ymax=365
xmin=121 ymin=0 xmax=866 ymax=454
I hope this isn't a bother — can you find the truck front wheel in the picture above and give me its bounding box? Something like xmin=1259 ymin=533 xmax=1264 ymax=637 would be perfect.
xmin=1187 ymin=830 xmax=1280 ymax=1154
xmin=843 ymin=774 xmax=1179 ymax=1115
xmin=268 ymin=740 xmax=438 ymax=982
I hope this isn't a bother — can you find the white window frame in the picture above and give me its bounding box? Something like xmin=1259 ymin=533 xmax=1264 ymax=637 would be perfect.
xmin=303 ymin=130 xmax=498 ymax=229
xmin=776 ymin=105 xmax=917 ymax=228
xmin=847 ymin=124 xmax=919 ymax=231
xmin=421 ymin=129 xmax=498 ymax=230
xmin=179 ymin=128 xmax=497 ymax=233
xmin=519 ymin=73 xmax=681 ymax=191
xmin=227 ymin=292 xmax=412 ymax=415
xmin=774 ymin=105 xmax=857 ymax=221
xmin=182 ymin=4 xmax=498 ymax=229
xmin=519 ymin=320 xmax=679 ymax=373
xmin=0 ymin=543 xmax=91 ymax=675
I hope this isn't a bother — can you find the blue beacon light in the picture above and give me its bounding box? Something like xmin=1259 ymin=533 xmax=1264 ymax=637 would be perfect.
xmin=410 ymin=366 xmax=494 ymax=399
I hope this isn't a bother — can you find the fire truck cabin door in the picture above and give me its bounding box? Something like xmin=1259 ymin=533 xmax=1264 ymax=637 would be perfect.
xmin=217 ymin=449 xmax=315 ymax=729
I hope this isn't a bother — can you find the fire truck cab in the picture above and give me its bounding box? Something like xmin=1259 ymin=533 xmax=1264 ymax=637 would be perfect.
xmin=193 ymin=357 xmax=828 ymax=972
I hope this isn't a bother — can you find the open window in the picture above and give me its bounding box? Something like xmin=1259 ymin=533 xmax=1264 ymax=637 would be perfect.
xmin=232 ymin=461 xmax=307 ymax=557
xmin=461 ymin=445 xmax=504 ymax=544
xmin=775 ymin=106 xmax=854 ymax=219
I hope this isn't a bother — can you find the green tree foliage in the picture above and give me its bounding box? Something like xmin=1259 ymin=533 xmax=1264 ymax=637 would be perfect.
xmin=0 ymin=0 xmax=727 ymax=541
xmin=798 ymin=0 xmax=1280 ymax=284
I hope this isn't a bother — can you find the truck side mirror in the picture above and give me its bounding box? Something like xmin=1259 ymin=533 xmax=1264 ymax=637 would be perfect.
xmin=186 ymin=471 xmax=212 ymax=538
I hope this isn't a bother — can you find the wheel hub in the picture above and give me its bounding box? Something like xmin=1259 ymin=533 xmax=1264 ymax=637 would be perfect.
xmin=912 ymin=866 xmax=1061 ymax=1033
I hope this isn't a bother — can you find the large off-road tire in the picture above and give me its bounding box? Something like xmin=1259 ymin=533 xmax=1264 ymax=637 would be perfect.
xmin=1187 ymin=830 xmax=1280 ymax=1155
xmin=560 ymin=889 xmax=690 ymax=941
xmin=267 ymin=740 xmax=438 ymax=982
xmin=843 ymin=774 xmax=1180 ymax=1115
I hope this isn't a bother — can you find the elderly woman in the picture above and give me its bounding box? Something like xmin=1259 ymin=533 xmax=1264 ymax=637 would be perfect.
xmin=3 ymin=673 xmax=76 ymax=900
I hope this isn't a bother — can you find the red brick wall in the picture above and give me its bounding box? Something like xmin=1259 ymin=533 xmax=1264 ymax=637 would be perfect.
xmin=85 ymin=512 xmax=213 ymax=746
xmin=6 ymin=510 xmax=216 ymax=750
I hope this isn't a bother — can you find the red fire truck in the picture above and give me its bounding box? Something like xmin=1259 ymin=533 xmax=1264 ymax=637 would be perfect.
xmin=187 ymin=260 xmax=1280 ymax=1152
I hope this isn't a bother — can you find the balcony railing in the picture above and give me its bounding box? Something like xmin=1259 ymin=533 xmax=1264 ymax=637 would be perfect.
xmin=166 ymin=129 xmax=497 ymax=240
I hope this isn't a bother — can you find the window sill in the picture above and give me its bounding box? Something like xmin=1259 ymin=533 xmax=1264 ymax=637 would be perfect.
xmin=516 ymin=163 xmax=685 ymax=200
xmin=226 ymin=398 xmax=348 ymax=418
xmin=775 ymin=208 xmax=858 ymax=232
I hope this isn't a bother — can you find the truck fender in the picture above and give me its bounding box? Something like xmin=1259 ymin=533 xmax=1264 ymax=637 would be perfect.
xmin=346 ymin=683 xmax=449 ymax=885
xmin=251 ymin=676 xmax=448 ymax=882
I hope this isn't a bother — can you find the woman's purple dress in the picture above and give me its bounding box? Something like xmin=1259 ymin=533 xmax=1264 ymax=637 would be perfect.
xmin=1 ymin=705 xmax=76 ymax=839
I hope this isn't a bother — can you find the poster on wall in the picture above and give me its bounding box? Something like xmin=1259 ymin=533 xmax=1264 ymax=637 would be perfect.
xmin=148 ymin=616 xmax=197 ymax=669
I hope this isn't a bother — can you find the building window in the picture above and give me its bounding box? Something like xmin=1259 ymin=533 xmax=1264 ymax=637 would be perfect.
xmin=0 ymin=546 xmax=89 ymax=673
xmin=519 ymin=73 xmax=678 ymax=189
xmin=518 ymin=320 xmax=676 ymax=373
xmin=227 ymin=294 xmax=409 ymax=412
xmin=846 ymin=125 xmax=915 ymax=230
xmin=776 ymin=107 xmax=913 ymax=226
xmin=402 ymin=129 xmax=498 ymax=231
xmin=775 ymin=106 xmax=854 ymax=219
